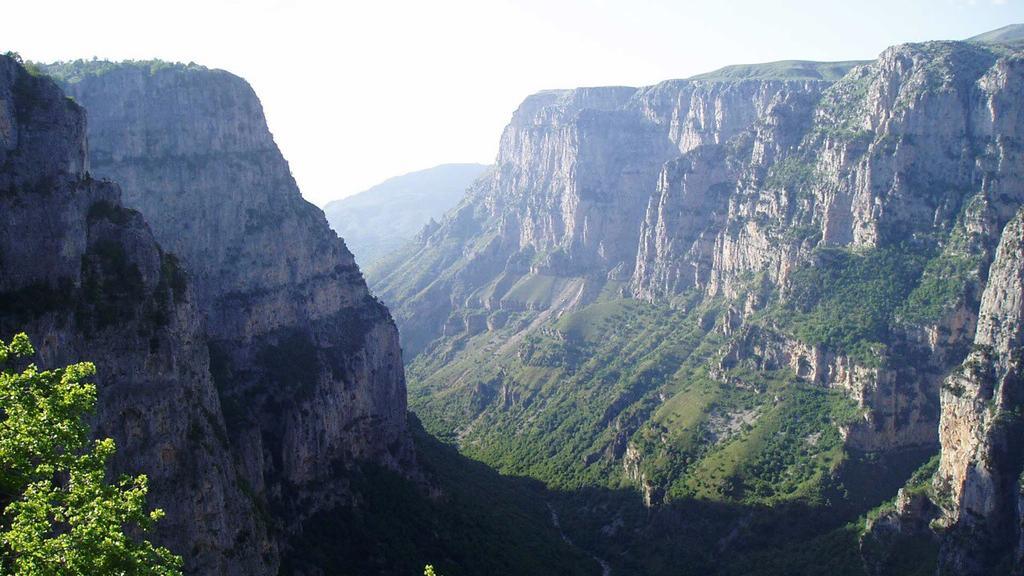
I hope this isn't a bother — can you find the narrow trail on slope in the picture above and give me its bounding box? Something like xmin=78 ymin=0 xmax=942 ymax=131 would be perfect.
xmin=546 ymin=502 xmax=612 ymax=576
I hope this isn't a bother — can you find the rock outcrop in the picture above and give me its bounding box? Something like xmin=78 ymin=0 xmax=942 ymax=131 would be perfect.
xmin=45 ymin=60 xmax=414 ymax=555
xmin=0 ymin=55 xmax=272 ymax=575
xmin=935 ymin=207 xmax=1024 ymax=575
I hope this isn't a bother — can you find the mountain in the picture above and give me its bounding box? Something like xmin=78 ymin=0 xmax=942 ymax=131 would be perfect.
xmin=688 ymin=60 xmax=866 ymax=81
xmin=0 ymin=55 xmax=270 ymax=575
xmin=324 ymin=163 xmax=488 ymax=267
xmin=42 ymin=60 xmax=413 ymax=571
xmin=371 ymin=35 xmax=1024 ymax=574
xmin=36 ymin=58 xmax=597 ymax=576
xmin=968 ymin=23 xmax=1024 ymax=45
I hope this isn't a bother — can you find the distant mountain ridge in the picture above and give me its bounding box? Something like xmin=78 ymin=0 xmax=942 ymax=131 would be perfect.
xmin=688 ymin=59 xmax=867 ymax=81
xmin=968 ymin=22 xmax=1024 ymax=44
xmin=324 ymin=163 xmax=488 ymax=266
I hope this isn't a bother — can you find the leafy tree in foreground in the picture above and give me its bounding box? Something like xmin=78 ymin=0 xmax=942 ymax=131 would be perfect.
xmin=0 ymin=333 xmax=182 ymax=575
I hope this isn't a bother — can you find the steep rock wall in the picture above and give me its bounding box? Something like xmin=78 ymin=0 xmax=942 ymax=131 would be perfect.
xmin=48 ymin=60 xmax=413 ymax=554
xmin=0 ymin=56 xmax=273 ymax=575
xmin=936 ymin=208 xmax=1024 ymax=575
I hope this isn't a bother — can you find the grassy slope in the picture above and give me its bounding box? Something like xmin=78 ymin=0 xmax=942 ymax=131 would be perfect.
xmin=689 ymin=60 xmax=867 ymax=82
xmin=407 ymin=283 xmax=938 ymax=573
xmin=968 ymin=23 xmax=1024 ymax=45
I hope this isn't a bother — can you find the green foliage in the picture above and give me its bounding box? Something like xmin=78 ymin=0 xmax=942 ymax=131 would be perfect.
xmin=0 ymin=280 xmax=76 ymax=325
xmin=280 ymin=419 xmax=597 ymax=576
xmin=764 ymin=156 xmax=817 ymax=193
xmin=0 ymin=333 xmax=181 ymax=575
xmin=678 ymin=382 xmax=857 ymax=505
xmin=502 ymin=274 xmax=561 ymax=308
xmin=856 ymin=454 xmax=941 ymax=576
xmin=77 ymin=238 xmax=146 ymax=332
xmin=898 ymin=251 xmax=980 ymax=324
xmin=689 ymin=60 xmax=866 ymax=82
xmin=409 ymin=284 xmax=940 ymax=574
xmin=159 ymin=254 xmax=188 ymax=305
xmin=11 ymin=65 xmax=43 ymax=124
xmin=812 ymin=66 xmax=874 ymax=143
xmin=413 ymin=292 xmax=868 ymax=512
xmin=39 ymin=59 xmax=204 ymax=85
xmin=903 ymin=454 xmax=940 ymax=498
xmin=555 ymin=299 xmax=643 ymax=343
xmin=721 ymin=522 xmax=867 ymax=576
xmin=257 ymin=330 xmax=320 ymax=401
xmin=777 ymin=246 xmax=928 ymax=365
xmin=411 ymin=298 xmax=717 ymax=490
xmin=86 ymin=200 xmax=133 ymax=226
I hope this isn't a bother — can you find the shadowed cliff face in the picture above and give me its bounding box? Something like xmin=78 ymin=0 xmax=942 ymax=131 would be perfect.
xmin=0 ymin=56 xmax=273 ymax=575
xmin=45 ymin=60 xmax=414 ymax=566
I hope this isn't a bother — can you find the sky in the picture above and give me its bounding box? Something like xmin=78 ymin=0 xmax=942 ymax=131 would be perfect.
xmin=5 ymin=0 xmax=1024 ymax=206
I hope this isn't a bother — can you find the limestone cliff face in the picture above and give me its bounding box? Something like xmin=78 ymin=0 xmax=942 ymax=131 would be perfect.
xmin=372 ymin=77 xmax=836 ymax=355
xmin=635 ymin=42 xmax=1024 ymax=302
xmin=0 ymin=56 xmax=272 ymax=575
xmin=49 ymin=61 xmax=413 ymax=541
xmin=633 ymin=42 xmax=1024 ymax=449
xmin=935 ymin=208 xmax=1024 ymax=575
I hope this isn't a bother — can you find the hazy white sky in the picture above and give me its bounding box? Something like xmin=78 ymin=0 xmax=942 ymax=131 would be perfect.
xmin=5 ymin=0 xmax=1023 ymax=205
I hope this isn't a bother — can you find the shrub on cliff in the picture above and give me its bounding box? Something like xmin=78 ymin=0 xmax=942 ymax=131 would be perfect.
xmin=0 ymin=333 xmax=182 ymax=575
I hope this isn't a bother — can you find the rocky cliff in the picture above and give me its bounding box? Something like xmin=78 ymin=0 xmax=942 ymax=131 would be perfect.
xmin=44 ymin=60 xmax=414 ymax=559
xmin=378 ymin=42 xmax=1024 ymax=454
xmin=0 ymin=55 xmax=272 ymax=575
xmin=935 ymin=207 xmax=1024 ymax=575
xmin=637 ymin=40 xmax=1024 ymax=449
xmin=372 ymin=74 xmax=842 ymax=355
xmin=635 ymin=41 xmax=1024 ymax=299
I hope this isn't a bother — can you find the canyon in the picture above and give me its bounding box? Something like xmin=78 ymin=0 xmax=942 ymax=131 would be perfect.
xmin=0 ymin=22 xmax=1022 ymax=576
xmin=373 ymin=29 xmax=1024 ymax=575
xmin=0 ymin=56 xmax=590 ymax=575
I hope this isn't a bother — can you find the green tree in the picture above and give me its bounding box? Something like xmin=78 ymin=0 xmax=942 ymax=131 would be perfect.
xmin=0 ymin=333 xmax=182 ymax=575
